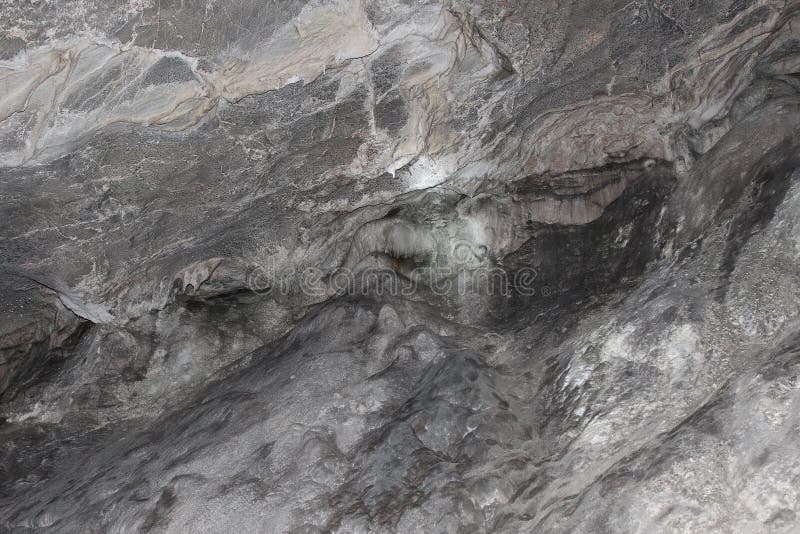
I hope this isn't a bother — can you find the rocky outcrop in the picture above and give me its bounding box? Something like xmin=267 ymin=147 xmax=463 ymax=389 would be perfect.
xmin=1 ymin=0 xmax=799 ymax=532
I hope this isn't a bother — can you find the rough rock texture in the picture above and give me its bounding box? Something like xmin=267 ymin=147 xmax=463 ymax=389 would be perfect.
xmin=1 ymin=0 xmax=800 ymax=532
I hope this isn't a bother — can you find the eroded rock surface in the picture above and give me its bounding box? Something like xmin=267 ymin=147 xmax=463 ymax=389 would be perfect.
xmin=1 ymin=0 xmax=799 ymax=532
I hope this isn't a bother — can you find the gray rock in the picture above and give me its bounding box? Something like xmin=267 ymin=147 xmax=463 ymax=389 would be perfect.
xmin=1 ymin=0 xmax=799 ymax=532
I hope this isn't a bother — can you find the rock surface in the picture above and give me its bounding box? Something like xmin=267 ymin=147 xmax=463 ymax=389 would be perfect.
xmin=1 ymin=0 xmax=799 ymax=532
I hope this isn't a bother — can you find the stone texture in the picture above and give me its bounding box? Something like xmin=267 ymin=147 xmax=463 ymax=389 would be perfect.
xmin=1 ymin=0 xmax=799 ymax=532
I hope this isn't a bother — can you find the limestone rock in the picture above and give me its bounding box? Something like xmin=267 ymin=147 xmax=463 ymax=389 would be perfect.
xmin=1 ymin=0 xmax=799 ymax=532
